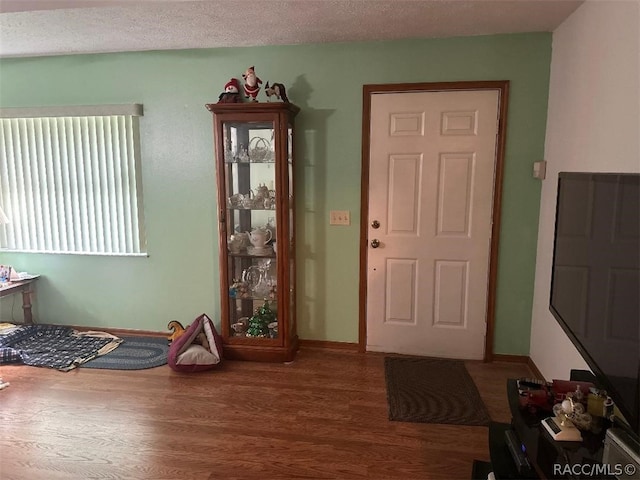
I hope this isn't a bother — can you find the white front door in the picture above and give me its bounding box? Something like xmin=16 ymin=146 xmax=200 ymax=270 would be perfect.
xmin=366 ymin=89 xmax=500 ymax=360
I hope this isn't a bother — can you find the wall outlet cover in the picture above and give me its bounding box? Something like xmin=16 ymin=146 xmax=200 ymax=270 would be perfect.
xmin=330 ymin=210 xmax=350 ymax=225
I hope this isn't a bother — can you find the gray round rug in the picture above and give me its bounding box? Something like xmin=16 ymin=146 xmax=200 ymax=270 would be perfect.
xmin=81 ymin=336 xmax=169 ymax=370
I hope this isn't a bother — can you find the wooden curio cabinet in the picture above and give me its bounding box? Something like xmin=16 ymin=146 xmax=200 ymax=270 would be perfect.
xmin=205 ymin=102 xmax=299 ymax=362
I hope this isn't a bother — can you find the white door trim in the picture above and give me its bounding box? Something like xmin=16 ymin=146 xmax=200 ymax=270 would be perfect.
xmin=358 ymin=81 xmax=510 ymax=361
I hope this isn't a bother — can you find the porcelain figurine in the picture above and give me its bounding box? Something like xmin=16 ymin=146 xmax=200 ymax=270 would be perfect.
xmin=218 ymin=78 xmax=242 ymax=103
xmin=242 ymin=66 xmax=262 ymax=102
xmin=264 ymin=81 xmax=289 ymax=102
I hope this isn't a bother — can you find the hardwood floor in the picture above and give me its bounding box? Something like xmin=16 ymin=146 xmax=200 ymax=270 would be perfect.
xmin=0 ymin=348 xmax=532 ymax=480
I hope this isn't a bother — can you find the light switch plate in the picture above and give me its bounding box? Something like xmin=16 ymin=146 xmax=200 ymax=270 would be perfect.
xmin=533 ymin=160 xmax=547 ymax=180
xmin=330 ymin=210 xmax=350 ymax=225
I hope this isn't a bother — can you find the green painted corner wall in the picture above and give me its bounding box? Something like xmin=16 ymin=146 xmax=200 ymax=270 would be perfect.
xmin=0 ymin=33 xmax=550 ymax=355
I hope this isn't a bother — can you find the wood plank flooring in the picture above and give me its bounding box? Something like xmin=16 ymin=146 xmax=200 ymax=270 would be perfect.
xmin=0 ymin=348 xmax=532 ymax=480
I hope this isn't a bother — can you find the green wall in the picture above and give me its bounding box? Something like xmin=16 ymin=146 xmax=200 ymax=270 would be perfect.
xmin=0 ymin=33 xmax=550 ymax=355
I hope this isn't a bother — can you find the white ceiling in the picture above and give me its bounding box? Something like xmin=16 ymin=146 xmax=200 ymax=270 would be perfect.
xmin=0 ymin=0 xmax=583 ymax=59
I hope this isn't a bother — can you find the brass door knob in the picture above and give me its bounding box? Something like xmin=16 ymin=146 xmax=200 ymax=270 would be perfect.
xmin=371 ymin=239 xmax=380 ymax=248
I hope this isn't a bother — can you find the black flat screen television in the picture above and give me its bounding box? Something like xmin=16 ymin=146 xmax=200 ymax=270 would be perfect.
xmin=550 ymin=172 xmax=639 ymax=435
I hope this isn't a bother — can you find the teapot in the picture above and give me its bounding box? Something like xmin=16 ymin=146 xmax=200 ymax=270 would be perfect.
xmin=247 ymin=227 xmax=272 ymax=249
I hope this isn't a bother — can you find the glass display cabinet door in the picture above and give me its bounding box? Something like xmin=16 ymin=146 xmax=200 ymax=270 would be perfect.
xmin=222 ymin=120 xmax=280 ymax=340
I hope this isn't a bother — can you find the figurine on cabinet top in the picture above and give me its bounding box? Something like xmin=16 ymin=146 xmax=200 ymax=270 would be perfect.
xmin=264 ymin=81 xmax=289 ymax=103
xmin=218 ymin=78 xmax=242 ymax=103
xmin=242 ymin=66 xmax=262 ymax=102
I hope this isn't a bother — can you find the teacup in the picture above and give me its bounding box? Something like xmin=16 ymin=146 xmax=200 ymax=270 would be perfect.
xmin=231 ymin=317 xmax=249 ymax=334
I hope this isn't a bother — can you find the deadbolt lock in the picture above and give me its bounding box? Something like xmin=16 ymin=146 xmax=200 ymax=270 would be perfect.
xmin=371 ymin=220 xmax=380 ymax=229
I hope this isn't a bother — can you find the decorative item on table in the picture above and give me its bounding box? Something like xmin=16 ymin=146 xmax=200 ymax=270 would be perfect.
xmin=9 ymin=269 xmax=21 ymax=281
xmin=0 ymin=265 xmax=12 ymax=283
xmin=218 ymin=78 xmax=242 ymax=103
xmin=246 ymin=301 xmax=276 ymax=338
xmin=248 ymin=137 xmax=272 ymax=162
xmin=551 ymin=391 xmax=593 ymax=431
xmin=553 ymin=380 xmax=593 ymax=430
xmin=518 ymin=378 xmax=595 ymax=416
xmin=242 ymin=66 xmax=262 ymax=102
xmin=264 ymin=81 xmax=289 ymax=103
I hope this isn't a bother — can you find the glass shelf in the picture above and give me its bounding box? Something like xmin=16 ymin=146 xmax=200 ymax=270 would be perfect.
xmin=227 ymin=253 xmax=276 ymax=260
xmin=227 ymin=206 xmax=277 ymax=211
xmin=224 ymin=159 xmax=276 ymax=164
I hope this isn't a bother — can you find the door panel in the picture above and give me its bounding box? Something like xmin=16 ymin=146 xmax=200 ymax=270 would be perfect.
xmin=438 ymin=153 xmax=474 ymax=236
xmin=388 ymin=154 xmax=422 ymax=234
xmin=385 ymin=258 xmax=417 ymax=324
xmin=366 ymin=90 xmax=499 ymax=359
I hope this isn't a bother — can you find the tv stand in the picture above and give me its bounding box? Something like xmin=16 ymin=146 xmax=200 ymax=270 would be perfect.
xmin=473 ymin=374 xmax=614 ymax=480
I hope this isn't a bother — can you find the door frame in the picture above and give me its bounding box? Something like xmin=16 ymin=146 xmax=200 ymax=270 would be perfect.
xmin=358 ymin=81 xmax=510 ymax=361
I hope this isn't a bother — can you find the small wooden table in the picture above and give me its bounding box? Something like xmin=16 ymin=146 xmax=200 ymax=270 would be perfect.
xmin=0 ymin=277 xmax=39 ymax=324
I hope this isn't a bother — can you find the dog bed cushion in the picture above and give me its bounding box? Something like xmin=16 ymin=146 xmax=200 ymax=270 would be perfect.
xmin=168 ymin=314 xmax=223 ymax=372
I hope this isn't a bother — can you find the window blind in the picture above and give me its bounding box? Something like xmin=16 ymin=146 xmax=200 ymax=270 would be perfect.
xmin=0 ymin=109 xmax=146 ymax=255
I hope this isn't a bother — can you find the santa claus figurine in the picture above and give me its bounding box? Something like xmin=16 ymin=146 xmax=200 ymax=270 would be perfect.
xmin=242 ymin=66 xmax=262 ymax=102
xmin=218 ymin=78 xmax=242 ymax=103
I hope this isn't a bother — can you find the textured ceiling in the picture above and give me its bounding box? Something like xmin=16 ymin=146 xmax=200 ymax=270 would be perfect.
xmin=0 ymin=0 xmax=584 ymax=58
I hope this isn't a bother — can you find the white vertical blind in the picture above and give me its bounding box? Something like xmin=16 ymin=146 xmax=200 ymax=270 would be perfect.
xmin=0 ymin=113 xmax=146 ymax=255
